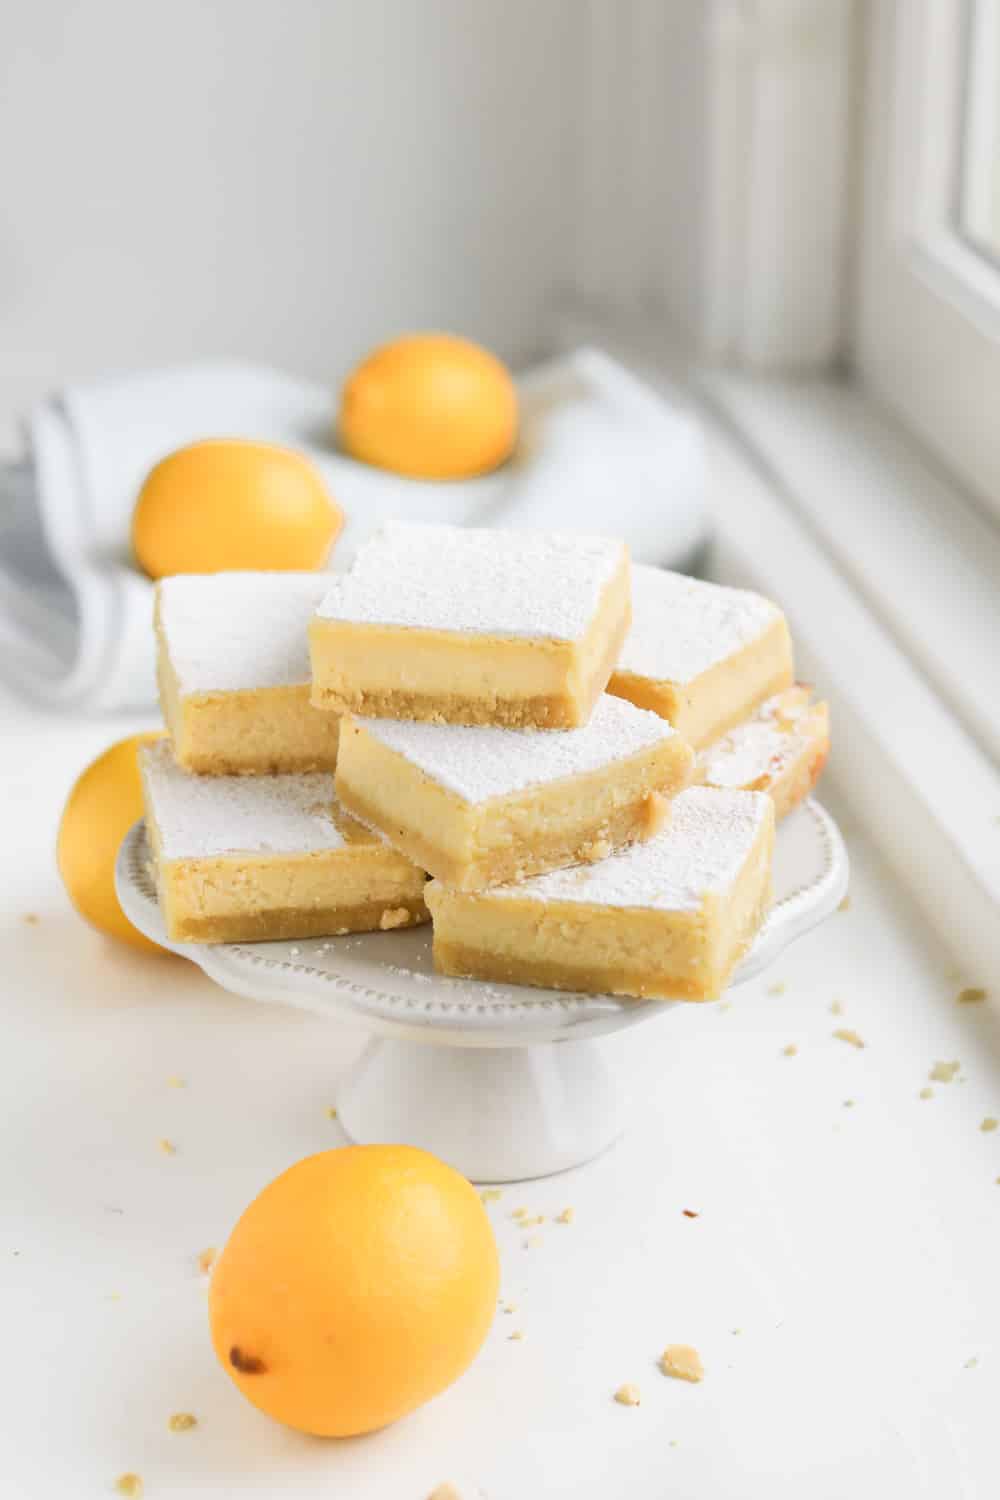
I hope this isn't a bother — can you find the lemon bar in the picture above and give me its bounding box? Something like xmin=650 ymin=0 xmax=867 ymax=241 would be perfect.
xmin=139 ymin=741 xmax=427 ymax=944
xmin=608 ymin=565 xmax=793 ymax=748
xmin=426 ymin=787 xmax=774 ymax=1001
xmin=309 ymin=522 xmax=631 ymax=728
xmin=335 ymin=695 xmax=694 ymax=891
xmin=697 ymin=686 xmax=830 ymax=820
xmin=156 ymin=572 xmax=340 ymax=774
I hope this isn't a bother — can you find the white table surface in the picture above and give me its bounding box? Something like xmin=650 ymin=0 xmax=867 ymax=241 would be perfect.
xmin=2 ymin=683 xmax=998 ymax=1500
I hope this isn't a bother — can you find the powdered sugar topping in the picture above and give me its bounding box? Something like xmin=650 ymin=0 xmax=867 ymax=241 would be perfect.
xmin=140 ymin=739 xmax=357 ymax=858
xmin=490 ymin=787 xmax=771 ymax=912
xmin=700 ymin=690 xmax=822 ymax=789
xmin=316 ymin=522 xmax=626 ymax=640
xmin=356 ymin=695 xmax=681 ymax=802
xmin=158 ymin=572 xmax=330 ymax=694
xmin=616 ymin=565 xmax=781 ymax=685
xmin=700 ymin=721 xmax=804 ymax=789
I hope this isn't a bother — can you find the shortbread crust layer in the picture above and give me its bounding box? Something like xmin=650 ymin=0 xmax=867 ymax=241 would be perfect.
xmin=167 ymin=892 xmax=428 ymax=945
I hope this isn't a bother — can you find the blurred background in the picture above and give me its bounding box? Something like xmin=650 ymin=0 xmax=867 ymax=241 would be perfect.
xmin=0 ymin=1 xmax=580 ymax=440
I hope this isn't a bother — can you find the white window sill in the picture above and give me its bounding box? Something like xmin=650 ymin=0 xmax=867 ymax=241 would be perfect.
xmin=701 ymin=370 xmax=1000 ymax=768
xmin=554 ymin=309 xmax=1000 ymax=988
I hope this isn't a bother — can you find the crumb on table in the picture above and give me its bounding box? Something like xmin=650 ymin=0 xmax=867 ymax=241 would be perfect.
xmin=197 ymin=1247 xmax=217 ymax=1274
xmin=929 ymin=1060 xmax=961 ymax=1083
xmin=158 ymin=1138 xmax=177 ymax=1155
xmin=508 ymin=1329 xmax=525 ymax=1341
xmin=378 ymin=906 xmax=411 ymax=931
xmin=168 ymin=1412 xmax=197 ymax=1432
xmin=166 ymin=1075 xmax=186 ymax=1088
xmin=830 ymin=999 xmax=844 ymax=1015
xmin=115 ymin=1476 xmax=143 ymax=1498
xmin=480 ymin=1188 xmax=502 ymax=1202
xmin=981 ymin=1118 xmax=998 ymax=1133
xmin=957 ymin=987 xmax=988 ymax=1005
xmin=326 ymin=1106 xmax=338 ymax=1119
xmin=427 ymin=1485 xmax=463 ymax=1500
xmin=555 ymin=1206 xmax=575 ymax=1224
xmin=659 ymin=1344 xmax=704 ymax=1383
xmin=919 ymin=1086 xmax=934 ymax=1100
xmin=833 ymin=1028 xmax=865 ymax=1049
xmin=22 ymin=913 xmax=39 ymax=925
xmin=782 ymin=1043 xmax=798 ymax=1057
xmin=614 ymin=1383 xmax=641 ymax=1406
xmin=768 ymin=981 xmax=786 ymax=996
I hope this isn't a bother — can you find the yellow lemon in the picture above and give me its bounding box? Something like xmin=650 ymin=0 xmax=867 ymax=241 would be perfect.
xmin=132 ymin=439 xmax=342 ymax=579
xmin=57 ymin=734 xmax=164 ymax=954
xmin=209 ymin=1145 xmax=499 ymax=1436
xmin=338 ymin=333 xmax=518 ymax=479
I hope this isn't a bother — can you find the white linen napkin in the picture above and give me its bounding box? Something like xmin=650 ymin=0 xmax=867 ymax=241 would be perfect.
xmin=0 ymin=348 xmax=707 ymax=712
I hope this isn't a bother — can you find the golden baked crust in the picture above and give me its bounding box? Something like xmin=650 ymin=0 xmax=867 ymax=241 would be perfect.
xmin=168 ymin=895 xmax=427 ymax=945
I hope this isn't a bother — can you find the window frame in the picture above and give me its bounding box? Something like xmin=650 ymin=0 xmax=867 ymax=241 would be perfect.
xmin=856 ymin=0 xmax=1000 ymax=524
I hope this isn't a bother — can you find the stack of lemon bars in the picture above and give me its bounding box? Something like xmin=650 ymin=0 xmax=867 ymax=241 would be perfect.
xmin=141 ymin=523 xmax=829 ymax=1001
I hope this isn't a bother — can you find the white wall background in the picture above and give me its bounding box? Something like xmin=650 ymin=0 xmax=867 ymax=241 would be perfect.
xmin=0 ymin=0 xmax=578 ymax=439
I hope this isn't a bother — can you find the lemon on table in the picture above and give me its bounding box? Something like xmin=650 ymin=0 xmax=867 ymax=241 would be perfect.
xmin=209 ymin=1145 xmax=500 ymax=1437
xmin=132 ymin=439 xmax=343 ymax=580
xmin=57 ymin=733 xmax=164 ymax=954
xmin=338 ymin=333 xmax=518 ymax=479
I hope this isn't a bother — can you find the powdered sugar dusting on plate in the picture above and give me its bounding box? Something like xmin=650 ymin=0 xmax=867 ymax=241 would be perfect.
xmin=316 ymin=522 xmax=626 ymax=640
xmin=489 ymin=787 xmax=771 ymax=912
xmin=158 ymin=572 xmax=330 ymax=694
xmin=140 ymin=739 xmax=354 ymax=858
xmin=616 ymin=565 xmax=781 ymax=685
xmin=357 ymin=695 xmax=680 ymax=802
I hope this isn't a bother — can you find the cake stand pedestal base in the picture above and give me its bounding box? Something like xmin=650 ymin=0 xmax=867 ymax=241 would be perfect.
xmin=337 ymin=1036 xmax=622 ymax=1183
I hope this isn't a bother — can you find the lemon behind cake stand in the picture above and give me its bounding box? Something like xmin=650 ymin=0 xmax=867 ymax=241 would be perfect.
xmin=116 ymin=799 xmax=847 ymax=1182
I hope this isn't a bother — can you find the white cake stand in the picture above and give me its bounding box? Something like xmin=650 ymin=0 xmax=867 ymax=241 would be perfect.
xmin=116 ymin=800 xmax=848 ymax=1182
